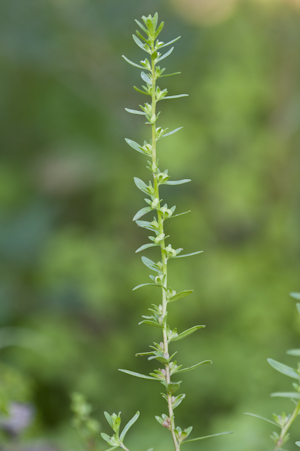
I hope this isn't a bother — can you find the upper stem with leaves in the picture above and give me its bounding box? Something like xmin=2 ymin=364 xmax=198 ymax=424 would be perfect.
xmin=102 ymin=13 xmax=232 ymax=451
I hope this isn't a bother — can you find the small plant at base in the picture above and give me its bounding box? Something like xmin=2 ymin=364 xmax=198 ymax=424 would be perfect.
xmin=71 ymin=392 xmax=101 ymax=451
xmin=246 ymin=292 xmax=300 ymax=450
xmin=101 ymin=13 xmax=232 ymax=451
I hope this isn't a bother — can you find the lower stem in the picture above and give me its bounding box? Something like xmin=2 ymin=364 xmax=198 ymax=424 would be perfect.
xmin=274 ymin=400 xmax=300 ymax=450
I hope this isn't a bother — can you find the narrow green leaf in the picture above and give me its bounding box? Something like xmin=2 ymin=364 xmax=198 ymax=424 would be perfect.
xmin=182 ymin=431 xmax=233 ymax=445
xmin=168 ymin=290 xmax=193 ymax=302
xmin=118 ymin=369 xmax=157 ymax=380
xmin=134 ymin=86 xmax=150 ymax=95
xmin=157 ymin=47 xmax=174 ymax=62
xmin=134 ymin=19 xmax=148 ymax=34
xmin=171 ymin=210 xmax=191 ymax=218
xmin=154 ymin=20 xmax=164 ymax=38
xmin=133 ymin=207 xmax=152 ymax=221
xmin=125 ymin=138 xmax=145 ymax=155
xmin=290 ymin=292 xmax=300 ymax=301
xmin=104 ymin=412 xmax=113 ymax=428
xmin=176 ymin=360 xmax=212 ymax=374
xmin=141 ymin=71 xmax=152 ymax=84
xmin=133 ymin=283 xmax=158 ymax=291
xmin=295 ymin=441 xmax=300 ymax=447
xmin=125 ymin=108 xmax=145 ymax=115
xmin=173 ymin=251 xmax=203 ymax=259
xmin=158 ymin=36 xmax=181 ymax=49
xmin=101 ymin=433 xmax=112 ymax=444
xmin=287 ymin=349 xmax=300 ymax=356
xmin=139 ymin=320 xmax=163 ymax=328
xmin=141 ymin=256 xmax=160 ymax=272
xmin=271 ymin=392 xmax=300 ymax=399
xmin=136 ymin=220 xmax=156 ymax=232
xmin=160 ymin=72 xmax=181 ymax=78
xmin=161 ymin=127 xmax=183 ymax=138
xmin=164 ymin=94 xmax=189 ymax=100
xmin=165 ymin=179 xmax=191 ymax=186
xmin=244 ymin=413 xmax=279 ymax=427
xmin=132 ymin=34 xmax=149 ymax=52
xmin=120 ymin=411 xmax=140 ymax=441
xmin=122 ymin=55 xmax=144 ymax=69
xmin=134 ymin=177 xmax=148 ymax=193
xmin=170 ymin=325 xmax=206 ymax=342
xmin=136 ymin=243 xmax=159 ymax=253
xmin=267 ymin=358 xmax=300 ymax=379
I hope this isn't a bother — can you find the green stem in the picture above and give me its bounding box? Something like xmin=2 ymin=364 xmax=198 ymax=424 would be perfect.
xmin=150 ymin=43 xmax=180 ymax=451
xmin=274 ymin=400 xmax=300 ymax=451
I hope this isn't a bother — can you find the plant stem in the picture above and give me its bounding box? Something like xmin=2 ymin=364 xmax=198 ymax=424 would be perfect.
xmin=150 ymin=45 xmax=180 ymax=451
xmin=274 ymin=400 xmax=300 ymax=451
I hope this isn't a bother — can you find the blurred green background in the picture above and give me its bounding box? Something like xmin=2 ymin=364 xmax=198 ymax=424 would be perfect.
xmin=1 ymin=0 xmax=300 ymax=450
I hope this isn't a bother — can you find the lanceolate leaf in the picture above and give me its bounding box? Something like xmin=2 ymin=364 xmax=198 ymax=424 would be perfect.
xmin=244 ymin=413 xmax=279 ymax=427
xmin=170 ymin=325 xmax=206 ymax=342
xmin=120 ymin=412 xmax=140 ymax=441
xmin=122 ymin=55 xmax=144 ymax=69
xmin=134 ymin=177 xmax=149 ymax=193
xmin=290 ymin=292 xmax=300 ymax=301
xmin=160 ymin=127 xmax=183 ymax=138
xmin=125 ymin=108 xmax=145 ymax=115
xmin=271 ymin=392 xmax=300 ymax=399
xmin=158 ymin=36 xmax=181 ymax=48
xmin=182 ymin=431 xmax=233 ymax=445
xmin=141 ymin=256 xmax=160 ymax=272
xmin=267 ymin=358 xmax=300 ymax=380
xmin=175 ymin=360 xmax=212 ymax=374
xmin=136 ymin=243 xmax=159 ymax=253
xmin=168 ymin=290 xmax=193 ymax=302
xmin=141 ymin=71 xmax=152 ymax=84
xmin=160 ymin=72 xmax=181 ymax=78
xmin=133 ymin=283 xmax=159 ymax=291
xmin=118 ymin=369 xmax=157 ymax=380
xmin=136 ymin=220 xmax=156 ymax=232
xmin=133 ymin=207 xmax=152 ymax=221
xmin=173 ymin=251 xmax=203 ymax=259
xmin=157 ymin=47 xmax=174 ymax=62
xmin=132 ymin=34 xmax=149 ymax=52
xmin=164 ymin=179 xmax=191 ymax=185
xmin=104 ymin=412 xmax=114 ymax=428
xmin=287 ymin=349 xmax=300 ymax=356
xmin=164 ymin=94 xmax=189 ymax=99
xmin=125 ymin=138 xmax=145 ymax=155
xmin=171 ymin=210 xmax=191 ymax=218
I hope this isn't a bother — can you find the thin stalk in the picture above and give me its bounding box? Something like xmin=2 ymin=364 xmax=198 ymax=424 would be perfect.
xmin=150 ymin=45 xmax=180 ymax=451
xmin=274 ymin=400 xmax=300 ymax=451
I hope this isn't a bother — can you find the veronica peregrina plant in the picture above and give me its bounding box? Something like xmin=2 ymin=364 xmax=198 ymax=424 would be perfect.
xmin=101 ymin=13 xmax=232 ymax=451
xmin=246 ymin=293 xmax=300 ymax=450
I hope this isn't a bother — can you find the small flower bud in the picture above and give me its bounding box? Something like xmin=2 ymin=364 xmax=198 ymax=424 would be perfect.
xmin=151 ymin=198 xmax=159 ymax=209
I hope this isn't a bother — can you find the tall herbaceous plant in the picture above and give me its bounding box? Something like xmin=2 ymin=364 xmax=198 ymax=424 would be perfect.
xmin=100 ymin=14 xmax=232 ymax=451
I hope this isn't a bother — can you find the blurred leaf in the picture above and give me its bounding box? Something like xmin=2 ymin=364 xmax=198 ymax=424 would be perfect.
xmin=125 ymin=108 xmax=145 ymax=115
xmin=244 ymin=413 xmax=279 ymax=427
xmin=118 ymin=370 xmax=157 ymax=380
xmin=182 ymin=431 xmax=233 ymax=444
xmin=120 ymin=411 xmax=140 ymax=441
xmin=173 ymin=251 xmax=203 ymax=259
xmin=175 ymin=360 xmax=212 ymax=374
xmin=135 ymin=243 xmax=159 ymax=253
xmin=286 ymin=349 xmax=300 ymax=356
xmin=267 ymin=359 xmax=300 ymax=379
xmin=171 ymin=325 xmax=206 ymax=342
xmin=168 ymin=290 xmax=193 ymax=302
xmin=122 ymin=55 xmax=144 ymax=68
xmin=164 ymin=179 xmax=191 ymax=186
xmin=133 ymin=207 xmax=152 ymax=221
xmin=157 ymin=47 xmax=174 ymax=62
xmin=271 ymin=392 xmax=300 ymax=399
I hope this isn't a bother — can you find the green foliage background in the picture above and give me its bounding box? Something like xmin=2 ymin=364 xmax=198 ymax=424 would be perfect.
xmin=1 ymin=0 xmax=300 ymax=450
